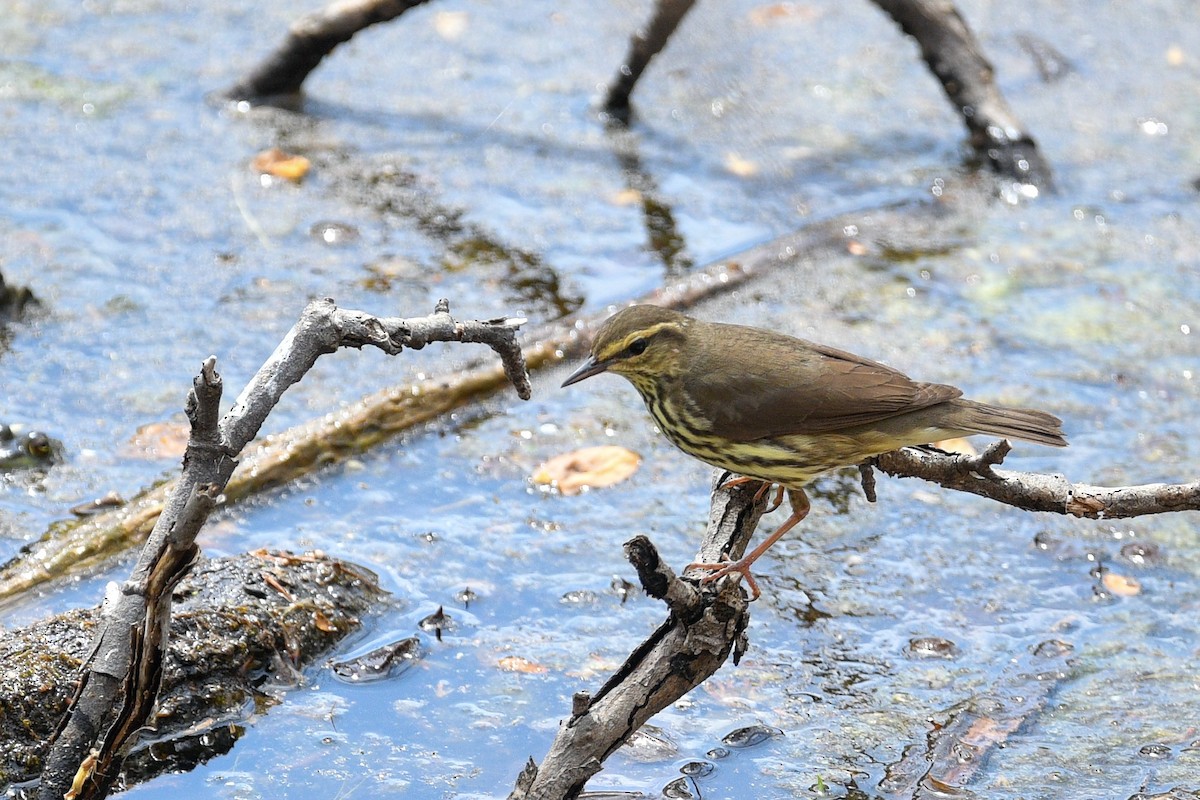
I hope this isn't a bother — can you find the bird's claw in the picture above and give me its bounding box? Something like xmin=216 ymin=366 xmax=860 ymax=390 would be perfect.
xmin=685 ymin=557 xmax=762 ymax=600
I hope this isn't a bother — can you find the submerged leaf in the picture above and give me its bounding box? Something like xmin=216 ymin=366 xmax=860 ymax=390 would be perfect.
xmin=532 ymin=445 xmax=641 ymax=495
xmin=497 ymin=655 xmax=547 ymax=674
xmin=251 ymin=148 xmax=310 ymax=182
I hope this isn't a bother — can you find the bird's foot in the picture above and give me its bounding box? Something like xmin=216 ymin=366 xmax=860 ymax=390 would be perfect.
xmin=686 ymin=556 xmax=762 ymax=600
xmin=718 ymin=476 xmax=785 ymax=513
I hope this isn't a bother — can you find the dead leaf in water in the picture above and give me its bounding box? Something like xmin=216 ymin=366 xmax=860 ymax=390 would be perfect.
xmin=433 ymin=10 xmax=469 ymax=40
xmin=251 ymin=148 xmax=310 ymax=182
xmin=123 ymin=421 xmax=189 ymax=460
xmin=1102 ymin=572 xmax=1142 ymax=597
xmin=610 ymin=188 xmax=643 ymax=206
xmin=748 ymin=3 xmax=822 ymax=25
xmin=724 ymin=152 xmax=759 ymax=177
xmin=532 ymin=445 xmax=641 ymax=495
xmin=497 ymin=655 xmax=548 ymax=674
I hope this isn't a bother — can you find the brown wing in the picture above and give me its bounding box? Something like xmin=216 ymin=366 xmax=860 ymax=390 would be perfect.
xmin=681 ymin=321 xmax=962 ymax=441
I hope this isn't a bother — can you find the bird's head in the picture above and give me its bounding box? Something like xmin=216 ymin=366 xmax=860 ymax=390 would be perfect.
xmin=560 ymin=305 xmax=690 ymax=393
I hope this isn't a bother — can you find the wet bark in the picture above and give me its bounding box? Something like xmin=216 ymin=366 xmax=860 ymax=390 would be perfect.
xmin=0 ymin=550 xmax=385 ymax=791
xmin=225 ymin=0 xmax=432 ymax=101
xmin=509 ymin=472 xmax=764 ymax=800
xmin=871 ymin=0 xmax=1053 ymax=188
xmin=601 ymin=0 xmax=697 ymax=123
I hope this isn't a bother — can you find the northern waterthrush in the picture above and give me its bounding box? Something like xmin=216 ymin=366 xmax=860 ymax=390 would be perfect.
xmin=561 ymin=304 xmax=1067 ymax=598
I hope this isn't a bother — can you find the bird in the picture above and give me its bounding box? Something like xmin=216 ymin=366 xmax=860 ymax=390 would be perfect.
xmin=560 ymin=304 xmax=1067 ymax=599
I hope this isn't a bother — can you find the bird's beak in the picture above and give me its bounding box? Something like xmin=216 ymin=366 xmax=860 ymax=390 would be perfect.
xmin=561 ymin=354 xmax=611 ymax=387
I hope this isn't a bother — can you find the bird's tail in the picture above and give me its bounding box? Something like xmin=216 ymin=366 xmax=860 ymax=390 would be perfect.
xmin=947 ymin=398 xmax=1068 ymax=448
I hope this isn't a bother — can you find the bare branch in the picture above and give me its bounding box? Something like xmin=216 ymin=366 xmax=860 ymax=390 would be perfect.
xmin=223 ymin=298 xmax=529 ymax=450
xmin=38 ymin=299 xmax=526 ymax=800
xmin=875 ymin=442 xmax=1200 ymax=518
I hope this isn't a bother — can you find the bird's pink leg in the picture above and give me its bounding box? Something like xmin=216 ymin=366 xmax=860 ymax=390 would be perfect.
xmin=686 ymin=487 xmax=810 ymax=600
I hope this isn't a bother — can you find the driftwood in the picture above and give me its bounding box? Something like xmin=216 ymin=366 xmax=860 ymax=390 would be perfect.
xmin=0 ymin=550 xmax=386 ymax=791
xmin=34 ymin=299 xmax=529 ymax=800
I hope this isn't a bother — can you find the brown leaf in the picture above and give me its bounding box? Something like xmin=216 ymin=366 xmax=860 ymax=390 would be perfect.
xmin=251 ymin=148 xmax=310 ymax=182
xmin=123 ymin=421 xmax=190 ymax=460
xmin=497 ymin=655 xmax=548 ymax=674
xmin=433 ymin=10 xmax=469 ymax=40
xmin=1102 ymin=572 xmax=1142 ymax=597
xmin=609 ymin=188 xmax=643 ymax=206
xmin=723 ymin=152 xmax=758 ymax=177
xmin=532 ymin=445 xmax=641 ymax=495
xmin=748 ymin=3 xmax=822 ymax=25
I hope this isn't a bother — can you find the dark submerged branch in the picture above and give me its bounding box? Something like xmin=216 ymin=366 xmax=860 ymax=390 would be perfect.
xmin=882 ymin=638 xmax=1073 ymax=793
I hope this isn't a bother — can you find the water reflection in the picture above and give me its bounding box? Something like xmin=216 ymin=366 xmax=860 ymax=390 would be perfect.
xmin=337 ymin=158 xmax=583 ymax=319
xmin=605 ymin=123 xmax=694 ymax=278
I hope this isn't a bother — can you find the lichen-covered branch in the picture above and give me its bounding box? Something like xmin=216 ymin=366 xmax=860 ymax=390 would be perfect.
xmin=873 ymin=441 xmax=1200 ymax=518
xmin=36 ymin=299 xmax=527 ymax=800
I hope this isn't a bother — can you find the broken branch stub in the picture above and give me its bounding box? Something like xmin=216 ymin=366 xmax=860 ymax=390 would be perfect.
xmin=509 ymin=473 xmax=762 ymax=800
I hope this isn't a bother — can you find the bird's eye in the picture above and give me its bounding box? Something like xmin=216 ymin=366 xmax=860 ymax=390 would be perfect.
xmin=628 ymin=338 xmax=648 ymax=356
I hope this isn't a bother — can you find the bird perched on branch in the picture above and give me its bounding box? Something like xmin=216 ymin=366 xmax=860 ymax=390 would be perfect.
xmin=562 ymin=304 xmax=1067 ymax=598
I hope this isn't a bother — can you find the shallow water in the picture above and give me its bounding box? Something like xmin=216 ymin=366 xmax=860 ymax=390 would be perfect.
xmin=2 ymin=0 xmax=1198 ymax=797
